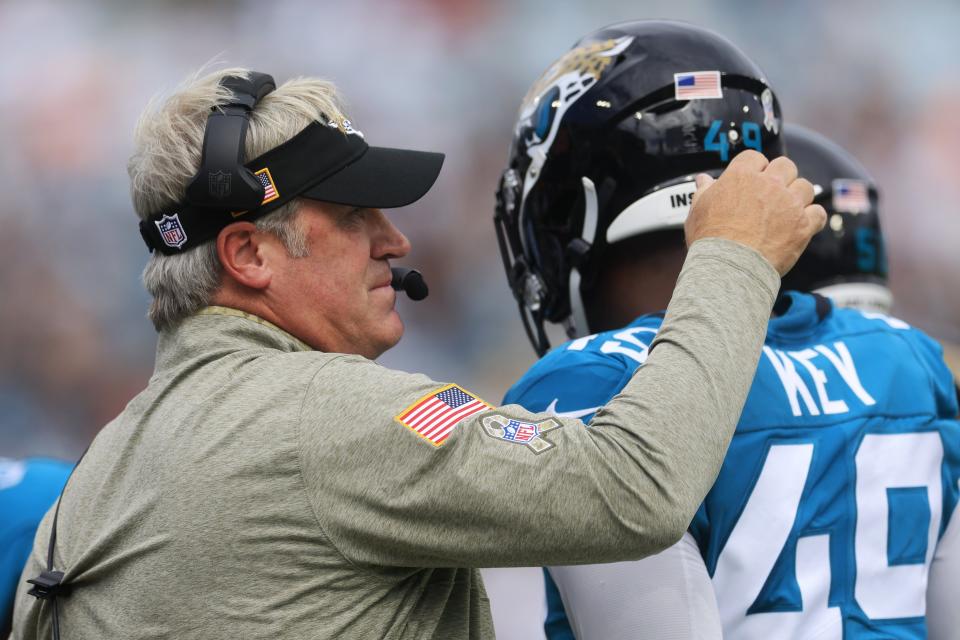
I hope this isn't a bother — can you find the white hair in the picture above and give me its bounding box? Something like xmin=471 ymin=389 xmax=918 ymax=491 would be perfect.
xmin=128 ymin=67 xmax=349 ymax=331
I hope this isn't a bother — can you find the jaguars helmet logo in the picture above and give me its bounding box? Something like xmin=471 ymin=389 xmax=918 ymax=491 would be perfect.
xmin=516 ymin=36 xmax=633 ymax=198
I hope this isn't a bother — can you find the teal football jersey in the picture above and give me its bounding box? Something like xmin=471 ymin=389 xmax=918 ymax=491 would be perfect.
xmin=504 ymin=292 xmax=960 ymax=639
xmin=0 ymin=458 xmax=72 ymax=634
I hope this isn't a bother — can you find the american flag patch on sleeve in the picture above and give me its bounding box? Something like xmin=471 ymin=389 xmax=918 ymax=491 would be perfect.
xmin=396 ymin=384 xmax=491 ymax=446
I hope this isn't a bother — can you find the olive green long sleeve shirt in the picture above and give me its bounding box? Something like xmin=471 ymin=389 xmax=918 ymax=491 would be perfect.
xmin=13 ymin=238 xmax=779 ymax=639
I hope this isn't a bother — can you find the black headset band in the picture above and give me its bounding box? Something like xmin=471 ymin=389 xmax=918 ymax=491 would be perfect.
xmin=221 ymin=72 xmax=275 ymax=110
xmin=183 ymin=72 xmax=277 ymax=212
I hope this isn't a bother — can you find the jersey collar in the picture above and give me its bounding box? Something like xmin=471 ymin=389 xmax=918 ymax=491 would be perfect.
xmin=768 ymin=291 xmax=833 ymax=339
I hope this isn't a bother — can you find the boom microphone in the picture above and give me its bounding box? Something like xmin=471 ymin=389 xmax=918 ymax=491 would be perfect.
xmin=390 ymin=267 xmax=429 ymax=301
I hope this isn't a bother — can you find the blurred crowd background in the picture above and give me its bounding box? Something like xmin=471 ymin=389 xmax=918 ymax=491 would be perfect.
xmin=1 ymin=0 xmax=958 ymax=636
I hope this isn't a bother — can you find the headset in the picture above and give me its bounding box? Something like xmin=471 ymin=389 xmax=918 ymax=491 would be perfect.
xmin=186 ymin=72 xmax=278 ymax=211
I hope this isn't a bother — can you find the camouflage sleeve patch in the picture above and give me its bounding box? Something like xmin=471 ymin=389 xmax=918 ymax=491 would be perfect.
xmin=481 ymin=414 xmax=563 ymax=454
xmin=395 ymin=384 xmax=491 ymax=447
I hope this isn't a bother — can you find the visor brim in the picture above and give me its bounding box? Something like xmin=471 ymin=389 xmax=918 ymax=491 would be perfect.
xmin=301 ymin=146 xmax=444 ymax=209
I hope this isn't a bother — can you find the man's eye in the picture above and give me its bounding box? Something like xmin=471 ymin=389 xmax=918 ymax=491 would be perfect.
xmin=340 ymin=208 xmax=365 ymax=227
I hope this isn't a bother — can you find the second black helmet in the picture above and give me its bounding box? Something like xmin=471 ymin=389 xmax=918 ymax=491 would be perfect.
xmin=780 ymin=124 xmax=890 ymax=313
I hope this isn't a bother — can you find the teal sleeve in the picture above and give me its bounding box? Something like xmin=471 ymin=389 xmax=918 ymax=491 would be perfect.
xmin=504 ymin=352 xmax=635 ymax=421
xmin=0 ymin=529 xmax=33 ymax=636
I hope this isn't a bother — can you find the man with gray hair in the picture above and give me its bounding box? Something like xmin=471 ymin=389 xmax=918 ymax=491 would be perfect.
xmin=13 ymin=67 xmax=824 ymax=639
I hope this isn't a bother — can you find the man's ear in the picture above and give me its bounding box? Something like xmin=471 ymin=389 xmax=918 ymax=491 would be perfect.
xmin=216 ymin=222 xmax=276 ymax=290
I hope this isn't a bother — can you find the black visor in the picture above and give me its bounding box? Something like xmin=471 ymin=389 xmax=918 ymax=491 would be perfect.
xmin=139 ymin=121 xmax=444 ymax=254
xmin=302 ymin=146 xmax=444 ymax=209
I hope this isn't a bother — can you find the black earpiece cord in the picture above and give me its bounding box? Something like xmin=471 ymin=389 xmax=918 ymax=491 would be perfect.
xmin=26 ymin=447 xmax=88 ymax=640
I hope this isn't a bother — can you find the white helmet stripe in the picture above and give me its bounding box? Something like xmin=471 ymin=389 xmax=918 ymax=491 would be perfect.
xmin=606 ymin=181 xmax=697 ymax=244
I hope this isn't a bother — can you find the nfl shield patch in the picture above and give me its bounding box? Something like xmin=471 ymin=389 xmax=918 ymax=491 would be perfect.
xmin=156 ymin=214 xmax=188 ymax=250
xmin=481 ymin=415 xmax=562 ymax=454
xmin=502 ymin=419 xmax=540 ymax=443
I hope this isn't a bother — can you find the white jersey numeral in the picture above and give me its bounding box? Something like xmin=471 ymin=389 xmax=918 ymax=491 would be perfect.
xmin=712 ymin=444 xmax=841 ymax=638
xmin=599 ymin=327 xmax=657 ymax=365
xmin=855 ymin=433 xmax=943 ymax=619
xmin=713 ymin=433 xmax=943 ymax=638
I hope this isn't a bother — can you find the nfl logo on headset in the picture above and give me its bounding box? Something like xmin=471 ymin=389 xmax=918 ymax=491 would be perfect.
xmin=156 ymin=214 xmax=188 ymax=249
xmin=208 ymin=170 xmax=232 ymax=199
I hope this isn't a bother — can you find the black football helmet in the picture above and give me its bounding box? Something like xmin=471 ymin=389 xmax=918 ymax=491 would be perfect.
xmin=780 ymin=125 xmax=890 ymax=312
xmin=495 ymin=20 xmax=786 ymax=355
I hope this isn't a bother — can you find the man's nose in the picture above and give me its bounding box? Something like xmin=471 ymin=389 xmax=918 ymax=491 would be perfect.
xmin=371 ymin=210 xmax=411 ymax=259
